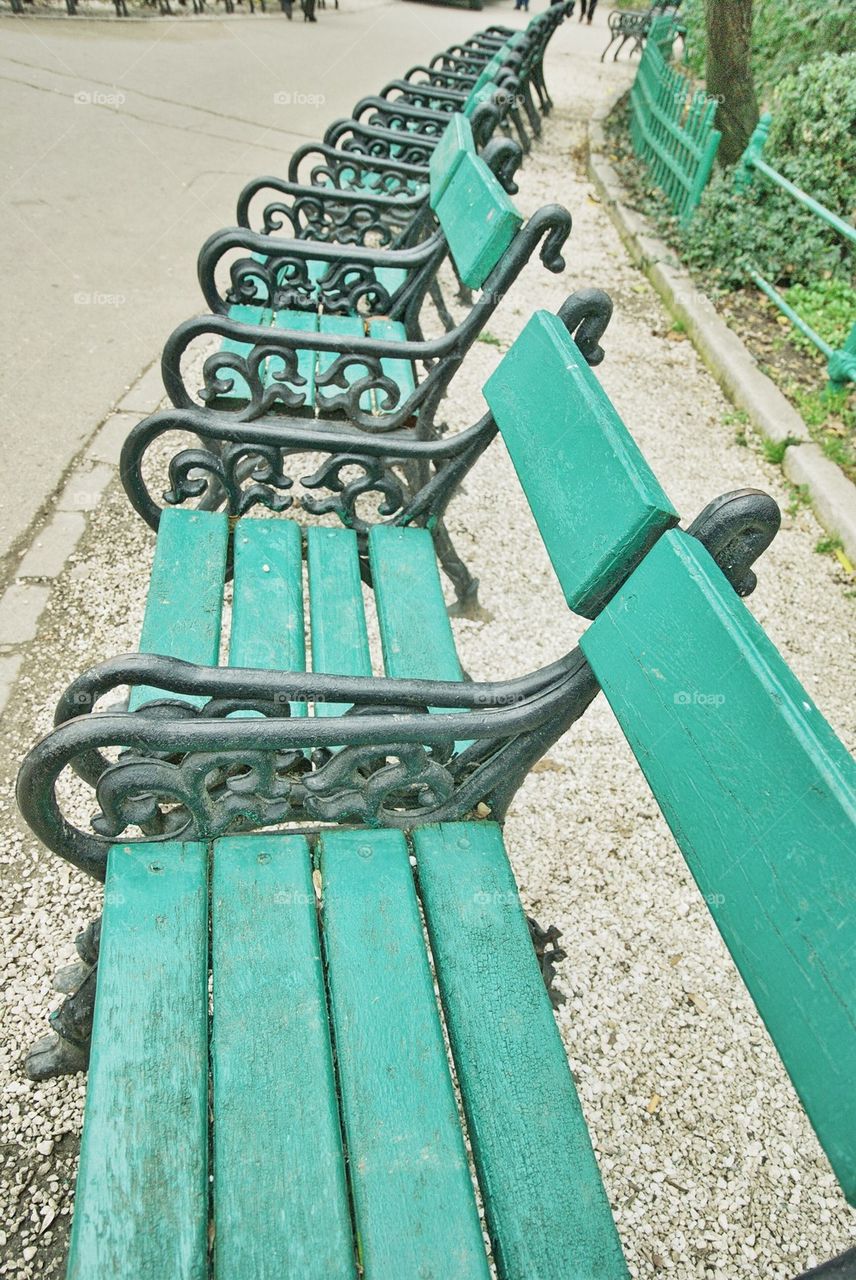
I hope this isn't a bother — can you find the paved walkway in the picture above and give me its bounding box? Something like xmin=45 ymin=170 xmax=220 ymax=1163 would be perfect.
xmin=0 ymin=0 xmax=494 ymax=571
xmin=0 ymin=8 xmax=854 ymax=1278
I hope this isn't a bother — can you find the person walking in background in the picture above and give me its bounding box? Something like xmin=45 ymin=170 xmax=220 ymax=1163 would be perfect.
xmin=514 ymin=0 xmax=530 ymax=11
xmin=579 ymin=0 xmax=597 ymax=20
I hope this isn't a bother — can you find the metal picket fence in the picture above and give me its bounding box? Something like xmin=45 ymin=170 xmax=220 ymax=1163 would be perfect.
xmin=735 ymin=114 xmax=856 ymax=389
xmin=628 ymin=17 xmax=721 ymax=226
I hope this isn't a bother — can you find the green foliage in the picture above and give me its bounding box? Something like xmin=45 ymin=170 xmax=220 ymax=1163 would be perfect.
xmin=760 ymin=436 xmax=801 ymax=465
xmin=784 ymin=280 xmax=856 ymax=355
xmin=751 ymin=0 xmax=856 ymax=96
xmin=679 ymin=0 xmax=856 ymax=97
xmin=680 ymin=53 xmax=856 ymax=292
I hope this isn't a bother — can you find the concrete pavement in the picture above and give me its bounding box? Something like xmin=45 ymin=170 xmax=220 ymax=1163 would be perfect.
xmin=0 ymin=0 xmax=507 ymax=573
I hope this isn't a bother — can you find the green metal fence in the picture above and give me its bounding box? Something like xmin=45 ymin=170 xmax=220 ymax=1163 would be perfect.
xmin=628 ymin=17 xmax=721 ymax=226
xmin=735 ymin=114 xmax=856 ymax=389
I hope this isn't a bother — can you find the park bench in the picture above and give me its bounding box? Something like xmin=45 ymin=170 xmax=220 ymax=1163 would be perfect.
xmin=161 ymin=115 xmax=571 ymax=609
xmin=19 ymin=297 xmax=856 ymax=1277
xmin=170 ymin=115 xmax=568 ymax=423
xmin=600 ymin=0 xmax=682 ymax=63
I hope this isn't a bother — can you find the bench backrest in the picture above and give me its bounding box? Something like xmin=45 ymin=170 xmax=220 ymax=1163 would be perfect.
xmin=463 ymin=82 xmax=498 ymax=120
xmin=428 ymin=113 xmax=476 ymax=207
xmin=483 ymin=310 xmax=678 ymax=617
xmin=485 ymin=310 xmax=856 ymax=1205
xmin=434 ymin=149 xmax=523 ymax=290
xmin=471 ymin=47 xmax=508 ymax=95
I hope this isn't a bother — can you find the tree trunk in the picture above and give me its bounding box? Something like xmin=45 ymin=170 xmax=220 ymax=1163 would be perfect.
xmin=703 ymin=0 xmax=759 ymax=167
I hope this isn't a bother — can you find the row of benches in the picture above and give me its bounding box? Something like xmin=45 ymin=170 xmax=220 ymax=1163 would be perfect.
xmin=17 ymin=5 xmax=856 ymax=1278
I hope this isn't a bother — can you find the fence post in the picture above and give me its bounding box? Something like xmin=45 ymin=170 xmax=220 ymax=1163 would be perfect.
xmin=734 ymin=112 xmax=771 ymax=192
xmin=828 ymin=322 xmax=856 ymax=391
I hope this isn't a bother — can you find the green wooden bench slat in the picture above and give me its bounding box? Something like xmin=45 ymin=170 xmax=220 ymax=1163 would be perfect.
xmin=316 ymin=313 xmax=369 ymax=412
xmin=368 ymin=525 xmax=462 ymax=682
xmin=483 ymin=311 xmax=678 ymax=619
xmin=471 ymin=52 xmax=504 ymax=95
xmin=435 ymin=152 xmax=523 ymax=290
xmin=222 ymin=303 xmax=272 ymax=402
xmin=414 ymin=823 xmax=630 ymax=1280
xmin=319 ymin=828 xmax=490 ymax=1279
xmin=211 ymin=834 xmax=356 ymax=1278
xmin=374 ymin=265 xmax=408 ymax=296
xmin=368 ymin=317 xmax=417 ymax=411
xmin=231 ymin=518 xmax=307 ymax=718
xmin=580 ymin=529 xmax=856 ymax=1203
xmin=67 ymin=842 xmax=209 ymax=1280
xmin=269 ymin=307 xmax=319 ymax=408
xmin=462 ymin=82 xmax=496 ymax=121
xmin=428 ymin=113 xmax=476 ymax=209
xmin=306 ymin=526 xmax=372 ymax=717
xmin=129 ymin=508 xmax=228 ymax=710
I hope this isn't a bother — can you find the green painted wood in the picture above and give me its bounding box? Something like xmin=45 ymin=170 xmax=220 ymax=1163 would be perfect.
xmin=462 ymin=82 xmax=495 ymax=120
xmin=435 ymin=153 xmax=522 ymax=289
xmin=230 ymin=518 xmax=307 ymax=718
xmin=319 ymin=828 xmax=490 ymax=1279
xmin=67 ymin=842 xmax=209 ymax=1280
xmin=306 ymin=525 xmax=372 ymax=717
xmin=374 ymin=265 xmax=408 ymax=296
xmin=129 ymin=508 xmax=228 ymax=710
xmin=211 ymin=834 xmax=355 ymax=1278
xmin=368 ymin=318 xmax=417 ymax=411
xmin=368 ymin=525 xmax=462 ymax=682
xmin=269 ymin=306 xmax=319 ymax=409
xmin=222 ymin=303 xmax=271 ymax=402
xmin=428 ymin=113 xmax=476 ymax=209
xmin=483 ymin=310 xmax=678 ymax=619
xmin=316 ymin=313 xmax=369 ymax=411
xmin=414 ymin=823 xmax=629 ymax=1279
xmin=471 ymin=51 xmax=505 ymax=95
xmin=580 ymin=529 xmax=856 ymax=1203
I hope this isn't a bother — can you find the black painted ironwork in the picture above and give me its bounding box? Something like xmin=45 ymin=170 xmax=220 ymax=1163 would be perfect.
xmin=16 ymin=488 xmax=780 ymax=885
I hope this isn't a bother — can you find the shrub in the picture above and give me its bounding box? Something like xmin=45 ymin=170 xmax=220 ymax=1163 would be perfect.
xmin=680 ymin=52 xmax=856 ymax=292
xmin=680 ymin=0 xmax=856 ymax=98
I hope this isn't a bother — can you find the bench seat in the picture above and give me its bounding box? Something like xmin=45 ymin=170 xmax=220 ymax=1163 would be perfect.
xmin=129 ymin=510 xmax=457 ymax=710
xmin=220 ymin=292 xmax=415 ymax=415
xmin=68 ymin=824 xmax=627 ymax=1279
xmin=67 ymin=508 xmax=627 ymax=1278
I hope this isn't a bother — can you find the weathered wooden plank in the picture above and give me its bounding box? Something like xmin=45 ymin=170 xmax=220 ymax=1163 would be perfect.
xmin=211 ymin=835 xmax=355 ymax=1278
xmin=414 ymin=823 xmax=630 ymax=1280
xmin=319 ymin=828 xmax=490 ymax=1279
xmin=129 ymin=508 xmax=228 ymax=710
xmin=428 ymin=113 xmax=476 ymax=208
xmin=230 ymin=518 xmax=307 ymax=718
xmin=316 ymin=314 xmax=368 ymax=413
xmin=221 ymin=302 xmax=272 ymax=402
xmin=67 ymin=842 xmax=209 ymax=1280
xmin=435 ymin=153 xmax=522 ymax=290
xmin=580 ymin=529 xmax=856 ymax=1202
xmin=368 ymin=525 xmax=462 ymax=682
xmin=368 ymin=318 xmax=416 ymax=413
xmin=483 ymin=310 xmax=678 ymax=619
xmin=268 ymin=306 xmax=319 ymax=408
xmin=306 ymin=526 xmax=372 ymax=717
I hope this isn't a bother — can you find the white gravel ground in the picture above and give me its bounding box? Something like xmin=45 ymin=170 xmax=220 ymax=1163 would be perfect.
xmin=1 ymin=12 xmax=855 ymax=1279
